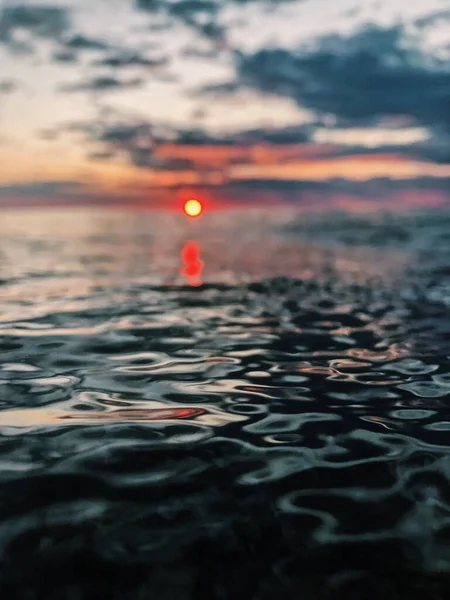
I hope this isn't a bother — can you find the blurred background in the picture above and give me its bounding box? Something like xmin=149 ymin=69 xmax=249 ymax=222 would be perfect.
xmin=0 ymin=0 xmax=448 ymax=212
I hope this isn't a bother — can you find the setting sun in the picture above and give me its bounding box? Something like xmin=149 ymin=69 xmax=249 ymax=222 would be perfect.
xmin=184 ymin=199 xmax=203 ymax=217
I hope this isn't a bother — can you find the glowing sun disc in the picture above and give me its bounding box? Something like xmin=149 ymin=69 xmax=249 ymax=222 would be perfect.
xmin=184 ymin=199 xmax=203 ymax=217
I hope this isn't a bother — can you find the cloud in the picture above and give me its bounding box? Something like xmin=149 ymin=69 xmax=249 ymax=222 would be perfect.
xmin=181 ymin=44 xmax=221 ymax=60
xmin=1 ymin=175 xmax=448 ymax=210
xmin=315 ymin=139 xmax=450 ymax=166
xmin=57 ymin=108 xmax=450 ymax=187
xmin=0 ymin=79 xmax=19 ymax=94
xmin=220 ymin=177 xmax=450 ymax=213
xmin=62 ymin=112 xmax=317 ymax=171
xmin=415 ymin=9 xmax=450 ymax=29
xmin=63 ymin=34 xmax=109 ymax=51
xmin=199 ymin=81 xmax=241 ymax=95
xmin=52 ymin=35 xmax=170 ymax=74
xmin=59 ymin=117 xmax=161 ymax=167
xmin=92 ymin=51 xmax=169 ymax=70
xmin=52 ymin=49 xmax=78 ymax=64
xmin=92 ymin=121 xmax=163 ymax=168
xmin=0 ymin=180 xmax=112 ymax=206
xmin=227 ymin=23 xmax=450 ymax=134
xmin=408 ymin=141 xmax=450 ymax=165
xmin=135 ymin=0 xmax=298 ymax=40
xmin=0 ymin=4 xmax=69 ymax=52
xmin=60 ymin=76 xmax=145 ymax=93
xmin=137 ymin=0 xmax=297 ymax=13
xmin=0 ymin=179 xmax=149 ymax=207
xmin=0 ymin=5 xmax=114 ymax=62
xmin=137 ymin=0 xmax=218 ymax=20
xmin=0 ymin=180 xmax=83 ymax=199
xmin=88 ymin=150 xmax=117 ymax=161
xmin=136 ymin=0 xmax=223 ymax=41
xmin=223 ymin=176 xmax=450 ymax=195
xmin=51 ymin=34 xmax=113 ymax=64
xmin=173 ymin=124 xmax=313 ymax=145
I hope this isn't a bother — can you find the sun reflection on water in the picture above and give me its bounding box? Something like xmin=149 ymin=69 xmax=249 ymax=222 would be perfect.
xmin=181 ymin=240 xmax=204 ymax=286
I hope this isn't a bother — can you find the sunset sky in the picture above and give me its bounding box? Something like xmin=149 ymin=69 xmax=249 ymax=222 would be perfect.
xmin=0 ymin=0 xmax=449 ymax=208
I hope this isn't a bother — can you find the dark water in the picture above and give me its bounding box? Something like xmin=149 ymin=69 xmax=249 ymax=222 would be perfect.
xmin=1 ymin=207 xmax=450 ymax=599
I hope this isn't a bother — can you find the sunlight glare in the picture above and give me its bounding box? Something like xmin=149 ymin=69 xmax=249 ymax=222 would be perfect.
xmin=184 ymin=199 xmax=203 ymax=217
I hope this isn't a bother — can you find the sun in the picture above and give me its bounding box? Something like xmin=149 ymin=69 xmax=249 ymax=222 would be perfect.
xmin=184 ymin=199 xmax=203 ymax=217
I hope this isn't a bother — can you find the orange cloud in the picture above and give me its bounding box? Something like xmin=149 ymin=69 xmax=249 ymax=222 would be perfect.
xmin=154 ymin=142 xmax=335 ymax=168
xmin=230 ymin=154 xmax=450 ymax=181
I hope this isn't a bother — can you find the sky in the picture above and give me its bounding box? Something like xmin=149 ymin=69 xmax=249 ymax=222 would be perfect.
xmin=0 ymin=0 xmax=449 ymax=209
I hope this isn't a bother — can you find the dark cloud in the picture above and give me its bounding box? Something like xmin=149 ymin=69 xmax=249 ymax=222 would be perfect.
xmin=93 ymin=52 xmax=168 ymax=69
xmin=136 ymin=0 xmax=162 ymax=10
xmin=1 ymin=175 xmax=447 ymax=209
xmin=60 ymin=76 xmax=145 ymax=93
xmin=136 ymin=0 xmax=222 ymax=40
xmin=181 ymin=45 xmax=221 ymax=60
xmin=96 ymin=124 xmax=149 ymax=143
xmin=415 ymin=9 xmax=450 ymax=29
xmin=0 ymin=180 xmax=83 ymax=199
xmin=135 ymin=0 xmax=297 ymax=39
xmin=318 ymin=139 xmax=450 ymax=165
xmin=410 ymin=140 xmax=450 ymax=165
xmin=168 ymin=0 xmax=220 ymax=20
xmin=51 ymin=34 xmax=112 ymax=64
xmin=60 ymin=117 xmax=161 ymax=167
xmin=227 ymin=24 xmax=450 ymax=134
xmin=0 ymin=180 xmax=133 ymax=206
xmin=199 ymin=81 xmax=241 ymax=95
xmin=168 ymin=0 xmax=224 ymax=40
xmin=137 ymin=0 xmax=296 ymax=11
xmin=172 ymin=124 xmax=314 ymax=145
xmin=221 ymin=176 xmax=450 ymax=207
xmin=88 ymin=150 xmax=116 ymax=161
xmin=52 ymin=50 xmax=78 ymax=64
xmin=0 ymin=5 xmax=114 ymax=61
xmin=234 ymin=125 xmax=313 ymax=144
xmin=53 ymin=36 xmax=169 ymax=74
xmin=137 ymin=0 xmax=218 ymax=19
xmin=0 ymin=79 xmax=19 ymax=94
xmin=63 ymin=34 xmax=109 ymax=51
xmin=56 ymin=113 xmax=315 ymax=172
xmin=0 ymin=4 xmax=69 ymax=52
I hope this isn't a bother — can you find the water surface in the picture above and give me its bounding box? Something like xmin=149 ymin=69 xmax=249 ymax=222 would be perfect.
xmin=1 ymin=207 xmax=450 ymax=599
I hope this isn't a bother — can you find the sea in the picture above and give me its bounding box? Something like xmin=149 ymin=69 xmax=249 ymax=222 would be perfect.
xmin=1 ymin=206 xmax=450 ymax=599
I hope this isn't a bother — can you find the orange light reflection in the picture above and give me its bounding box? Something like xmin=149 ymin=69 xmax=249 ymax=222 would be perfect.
xmin=181 ymin=240 xmax=204 ymax=286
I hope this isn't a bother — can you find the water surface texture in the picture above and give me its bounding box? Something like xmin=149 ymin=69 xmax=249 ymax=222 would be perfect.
xmin=1 ymin=208 xmax=450 ymax=599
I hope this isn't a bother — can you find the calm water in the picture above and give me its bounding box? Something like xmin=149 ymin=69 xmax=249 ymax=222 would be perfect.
xmin=1 ymin=207 xmax=450 ymax=599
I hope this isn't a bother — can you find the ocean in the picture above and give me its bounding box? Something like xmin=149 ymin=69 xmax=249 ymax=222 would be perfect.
xmin=1 ymin=206 xmax=450 ymax=599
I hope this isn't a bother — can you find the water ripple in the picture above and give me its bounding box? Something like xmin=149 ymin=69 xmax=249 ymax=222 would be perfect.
xmin=1 ymin=209 xmax=450 ymax=597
